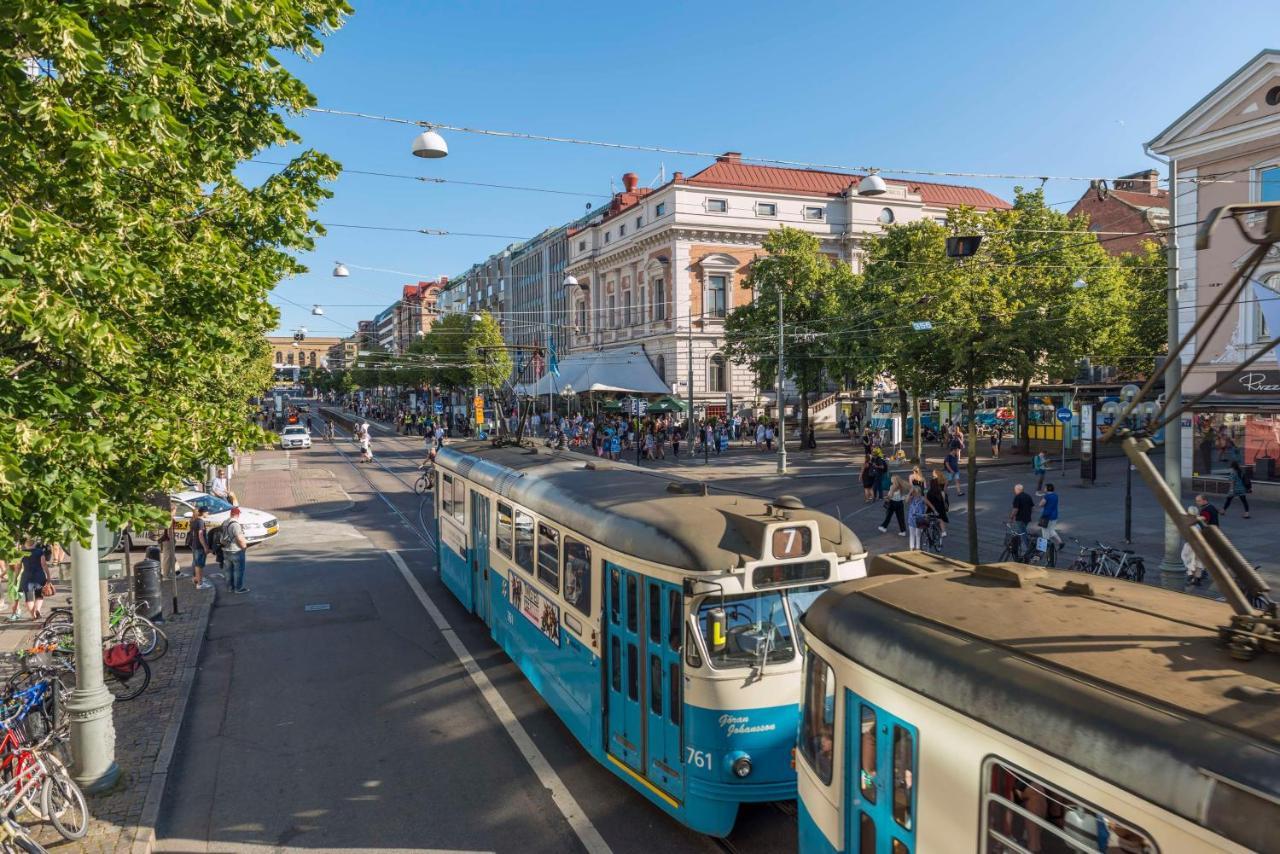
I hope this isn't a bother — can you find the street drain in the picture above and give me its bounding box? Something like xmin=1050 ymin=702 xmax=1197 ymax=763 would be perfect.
xmin=304 ymin=603 xmax=331 ymax=612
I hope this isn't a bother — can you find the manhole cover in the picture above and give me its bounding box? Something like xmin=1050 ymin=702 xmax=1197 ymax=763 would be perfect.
xmin=304 ymin=603 xmax=331 ymax=612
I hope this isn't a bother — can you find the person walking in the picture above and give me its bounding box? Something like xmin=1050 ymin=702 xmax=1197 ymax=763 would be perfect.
xmin=1224 ymin=460 xmax=1251 ymax=518
xmin=1181 ymin=506 xmax=1207 ymax=587
xmin=1032 ymin=451 xmax=1047 ymax=493
xmin=909 ymin=465 xmax=925 ymax=492
xmin=1036 ymin=483 xmax=1063 ymax=549
xmin=871 ymin=449 xmax=890 ymax=501
xmin=359 ymin=430 xmax=373 ymax=463
xmin=926 ymin=471 xmax=949 ymax=538
xmin=1194 ymin=493 xmax=1221 ymax=527
xmin=990 ymin=424 xmax=1003 ymax=459
xmin=878 ymin=475 xmax=909 ymax=536
xmin=18 ymin=540 xmax=48 ymax=621
xmin=1009 ymin=483 xmax=1035 ymax=557
xmin=905 ymin=487 xmax=927 ymax=551
xmin=944 ymin=447 xmax=963 ymax=497
xmin=189 ymin=506 xmax=212 ymax=590
xmin=223 ymin=507 xmax=251 ymax=594
xmin=860 ymin=457 xmax=876 ymax=502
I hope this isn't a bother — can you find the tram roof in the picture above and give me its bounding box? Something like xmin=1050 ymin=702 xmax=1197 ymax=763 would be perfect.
xmin=803 ymin=555 xmax=1280 ymax=851
xmin=435 ymin=443 xmax=863 ymax=573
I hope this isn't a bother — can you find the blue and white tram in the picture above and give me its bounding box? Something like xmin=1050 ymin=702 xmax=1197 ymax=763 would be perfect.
xmin=432 ymin=445 xmax=866 ymax=835
xmin=796 ymin=553 xmax=1280 ymax=854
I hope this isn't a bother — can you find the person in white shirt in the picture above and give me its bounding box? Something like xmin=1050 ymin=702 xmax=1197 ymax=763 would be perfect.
xmin=210 ymin=468 xmax=237 ymax=506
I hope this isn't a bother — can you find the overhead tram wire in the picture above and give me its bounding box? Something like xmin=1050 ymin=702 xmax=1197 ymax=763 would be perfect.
xmin=248 ymin=159 xmax=610 ymax=199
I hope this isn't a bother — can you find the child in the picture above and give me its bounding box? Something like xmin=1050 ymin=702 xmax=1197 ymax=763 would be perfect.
xmin=906 ymin=487 xmax=927 ymax=551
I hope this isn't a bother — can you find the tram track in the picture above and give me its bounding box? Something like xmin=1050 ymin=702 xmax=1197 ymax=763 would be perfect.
xmin=324 ymin=426 xmax=438 ymax=551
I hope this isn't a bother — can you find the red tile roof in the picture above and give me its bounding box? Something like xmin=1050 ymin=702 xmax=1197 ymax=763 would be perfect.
xmin=685 ymin=158 xmax=1010 ymax=210
xmin=1110 ymin=189 xmax=1170 ymax=210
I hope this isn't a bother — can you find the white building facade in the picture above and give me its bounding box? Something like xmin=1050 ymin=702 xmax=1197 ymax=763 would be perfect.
xmin=563 ymin=154 xmax=1008 ymax=420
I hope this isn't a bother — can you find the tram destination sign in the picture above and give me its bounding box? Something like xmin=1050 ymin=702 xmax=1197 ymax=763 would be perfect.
xmin=1215 ymin=370 xmax=1280 ymax=396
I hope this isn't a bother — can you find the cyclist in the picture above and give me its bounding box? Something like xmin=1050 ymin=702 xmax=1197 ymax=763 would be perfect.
xmin=325 ymin=419 xmax=335 ymax=442
xmin=1008 ymin=483 xmax=1035 ymax=557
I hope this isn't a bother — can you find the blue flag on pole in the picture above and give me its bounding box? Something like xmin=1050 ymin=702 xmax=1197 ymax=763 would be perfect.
xmin=548 ymin=334 xmax=560 ymax=377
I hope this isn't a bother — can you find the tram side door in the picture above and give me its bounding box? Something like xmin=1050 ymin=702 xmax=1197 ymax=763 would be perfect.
xmin=844 ymin=692 xmax=919 ymax=854
xmin=469 ymin=492 xmax=491 ymax=625
xmin=643 ymin=579 xmax=684 ymax=799
xmin=605 ymin=563 xmax=643 ymax=772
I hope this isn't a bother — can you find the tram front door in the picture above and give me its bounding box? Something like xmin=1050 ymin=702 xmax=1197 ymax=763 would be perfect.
xmin=605 ymin=564 xmax=683 ymax=799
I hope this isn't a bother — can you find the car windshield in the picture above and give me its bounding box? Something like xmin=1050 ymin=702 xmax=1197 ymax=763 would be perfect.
xmin=695 ymin=584 xmax=834 ymax=669
xmin=188 ymin=495 xmax=233 ymax=514
xmin=284 ymin=427 xmax=306 ymax=434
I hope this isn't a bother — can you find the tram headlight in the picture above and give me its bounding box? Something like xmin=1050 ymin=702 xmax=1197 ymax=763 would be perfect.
xmin=729 ymin=752 xmax=752 ymax=778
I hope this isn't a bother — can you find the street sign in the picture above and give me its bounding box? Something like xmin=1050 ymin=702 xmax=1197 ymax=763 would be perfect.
xmin=434 ymin=401 xmax=443 ymax=414
xmin=473 ymin=395 xmax=485 ymax=425
xmin=628 ymin=398 xmax=648 ymax=416
xmin=1055 ymin=407 xmax=1073 ymax=423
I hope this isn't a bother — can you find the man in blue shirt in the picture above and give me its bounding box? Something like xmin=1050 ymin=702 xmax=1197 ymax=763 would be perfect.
xmin=1037 ymin=483 xmax=1062 ymax=548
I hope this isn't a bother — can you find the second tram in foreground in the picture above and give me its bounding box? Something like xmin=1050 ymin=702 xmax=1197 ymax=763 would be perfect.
xmin=796 ymin=552 xmax=1280 ymax=854
xmin=433 ymin=444 xmax=867 ymax=835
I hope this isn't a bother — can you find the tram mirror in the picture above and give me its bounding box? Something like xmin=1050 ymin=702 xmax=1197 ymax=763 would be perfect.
xmin=708 ymin=608 xmax=728 ymax=654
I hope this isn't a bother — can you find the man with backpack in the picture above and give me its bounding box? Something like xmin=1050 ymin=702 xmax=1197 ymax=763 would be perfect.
xmin=222 ymin=507 xmax=251 ymax=594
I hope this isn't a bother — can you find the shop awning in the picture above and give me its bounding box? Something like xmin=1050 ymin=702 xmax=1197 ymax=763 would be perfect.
xmin=516 ymin=349 xmax=671 ymax=397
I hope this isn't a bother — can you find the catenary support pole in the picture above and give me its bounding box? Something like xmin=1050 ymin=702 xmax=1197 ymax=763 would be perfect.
xmin=68 ymin=514 xmax=119 ymax=792
xmin=686 ymin=313 xmax=695 ymax=457
xmin=1159 ymin=157 xmax=1184 ymax=584
xmin=777 ymin=289 xmax=788 ymax=474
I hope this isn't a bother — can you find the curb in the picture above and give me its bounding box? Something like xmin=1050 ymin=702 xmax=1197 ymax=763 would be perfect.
xmin=128 ymin=590 xmax=215 ymax=854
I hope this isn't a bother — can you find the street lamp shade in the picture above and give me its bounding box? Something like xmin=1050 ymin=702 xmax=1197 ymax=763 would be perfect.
xmin=332 ymin=262 xmax=350 ymax=278
xmin=411 ymin=128 xmax=449 ymax=159
xmin=562 ymin=274 xmax=578 ymax=288
xmin=857 ymin=172 xmax=888 ymax=196
xmin=1072 ymin=278 xmax=1088 ymax=290
xmin=311 ymin=305 xmax=325 ymax=316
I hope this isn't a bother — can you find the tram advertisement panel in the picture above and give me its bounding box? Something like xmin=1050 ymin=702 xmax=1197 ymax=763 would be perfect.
xmin=509 ymin=574 xmax=561 ymax=646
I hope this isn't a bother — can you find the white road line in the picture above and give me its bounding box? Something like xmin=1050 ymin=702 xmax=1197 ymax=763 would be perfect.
xmin=386 ymin=550 xmax=611 ymax=854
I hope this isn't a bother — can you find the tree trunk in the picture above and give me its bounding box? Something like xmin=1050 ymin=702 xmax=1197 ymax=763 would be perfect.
xmin=912 ymin=393 xmax=924 ymax=468
xmin=800 ymin=386 xmax=810 ymax=449
xmin=897 ymin=387 xmax=909 ymax=455
xmin=966 ymin=383 xmax=979 ymax=565
xmin=1017 ymin=376 xmax=1032 ymax=455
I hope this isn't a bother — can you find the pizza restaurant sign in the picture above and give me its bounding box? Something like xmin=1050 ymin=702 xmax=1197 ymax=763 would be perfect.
xmin=1216 ymin=370 xmax=1280 ymax=395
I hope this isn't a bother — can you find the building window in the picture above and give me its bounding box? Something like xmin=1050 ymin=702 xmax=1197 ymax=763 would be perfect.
xmin=708 ymin=354 xmax=726 ymax=392
xmin=981 ymin=758 xmax=1156 ymax=854
xmin=708 ymin=198 xmax=728 ymax=213
xmin=755 ymin=202 xmax=777 ymax=217
xmin=578 ymin=240 xmax=586 ymax=252
xmin=656 ymin=202 xmax=666 ymax=216
xmin=1250 ymin=273 xmax=1280 ymax=343
xmin=638 ymin=286 xmax=646 ymax=324
xmin=608 ymin=294 xmax=617 ymax=328
xmin=804 ymin=206 xmax=825 ymax=220
xmin=635 ymin=215 xmax=644 ymax=229
xmin=275 ymin=351 xmax=282 ymax=363
xmin=624 ymin=291 xmax=632 ymax=326
xmin=879 ymin=207 xmax=896 ymax=224
xmin=576 ymin=299 xmax=588 ymax=332
xmin=654 ymin=354 xmax=665 ymax=382
xmin=287 ymin=353 xmax=294 ymax=365
xmin=706 ymin=274 xmax=727 ymax=318
xmin=619 ymin=224 xmax=627 ymax=236
xmin=605 ymin=231 xmax=611 ymax=243
xmin=1263 ymin=166 xmax=1280 ymax=203
xmin=653 ymin=278 xmax=666 ymax=320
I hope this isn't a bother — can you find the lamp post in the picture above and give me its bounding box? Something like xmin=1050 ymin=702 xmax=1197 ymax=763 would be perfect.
xmin=68 ymin=514 xmax=119 ymax=792
xmin=776 ymin=287 xmax=787 ymax=474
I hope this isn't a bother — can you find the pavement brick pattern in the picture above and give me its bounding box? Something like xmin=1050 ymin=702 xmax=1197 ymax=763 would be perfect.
xmin=0 ymin=581 xmax=212 ymax=852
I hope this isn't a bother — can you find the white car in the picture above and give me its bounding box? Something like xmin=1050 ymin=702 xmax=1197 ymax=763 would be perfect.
xmin=129 ymin=492 xmax=280 ymax=550
xmin=279 ymin=425 xmax=311 ymax=449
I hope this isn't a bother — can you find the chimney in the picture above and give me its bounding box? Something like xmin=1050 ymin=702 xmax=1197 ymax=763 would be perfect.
xmin=622 ymin=172 xmax=638 ymax=193
xmin=1146 ymin=168 xmax=1160 ymax=195
xmin=672 ymin=171 xmax=684 ymax=182
xmin=717 ymin=152 xmax=742 ymax=164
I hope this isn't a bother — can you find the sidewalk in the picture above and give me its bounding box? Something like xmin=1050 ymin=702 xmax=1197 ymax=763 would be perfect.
xmin=0 ymin=577 xmax=213 ymax=853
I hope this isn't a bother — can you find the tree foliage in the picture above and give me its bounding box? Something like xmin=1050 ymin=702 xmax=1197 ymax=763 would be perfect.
xmin=0 ymin=1 xmax=349 ymax=549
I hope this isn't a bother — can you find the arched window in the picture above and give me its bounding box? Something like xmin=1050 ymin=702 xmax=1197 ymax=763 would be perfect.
xmin=309 ymin=351 xmax=317 ymax=367
xmin=287 ymin=352 xmax=294 ymax=366
xmin=708 ymin=355 xmax=726 ymax=392
xmin=276 ymin=351 xmax=283 ymax=363
xmin=654 ymin=354 xmax=666 ymax=382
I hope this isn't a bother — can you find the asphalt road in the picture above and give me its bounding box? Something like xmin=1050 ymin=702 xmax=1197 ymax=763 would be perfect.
xmin=155 ymin=418 xmax=794 ymax=853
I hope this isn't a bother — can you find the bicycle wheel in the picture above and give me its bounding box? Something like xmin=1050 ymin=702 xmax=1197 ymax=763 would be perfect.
xmin=0 ymin=818 xmax=48 ymax=854
xmin=104 ymin=657 xmax=150 ymax=702
xmin=41 ymin=610 xmax=72 ymax=630
xmin=413 ymin=474 xmax=429 ymax=495
xmin=40 ymin=755 xmax=88 ymax=840
xmin=117 ymin=618 xmax=161 ymax=660
xmin=1129 ymin=559 xmax=1146 ymax=584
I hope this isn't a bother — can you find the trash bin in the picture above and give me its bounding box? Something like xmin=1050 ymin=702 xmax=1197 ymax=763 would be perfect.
xmin=133 ymin=559 xmax=162 ymax=621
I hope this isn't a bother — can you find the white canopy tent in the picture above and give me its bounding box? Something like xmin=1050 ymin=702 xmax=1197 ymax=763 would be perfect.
xmin=515 ymin=349 xmax=670 ymax=397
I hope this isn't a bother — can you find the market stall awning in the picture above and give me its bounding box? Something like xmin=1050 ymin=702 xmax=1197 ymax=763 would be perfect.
xmin=516 ymin=349 xmax=671 ymax=397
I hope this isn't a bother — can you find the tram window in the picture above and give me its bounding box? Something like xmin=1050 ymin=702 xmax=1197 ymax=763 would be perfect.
xmin=536 ymin=523 xmax=560 ymax=590
xmin=648 ymin=585 xmax=661 ymax=643
xmin=859 ymin=813 xmax=875 ymax=854
xmin=684 ymin=626 xmax=702 ymax=668
xmin=563 ymin=539 xmax=591 ymax=616
xmin=626 ymin=575 xmax=638 ymax=632
xmin=514 ymin=510 xmax=535 ymax=574
xmin=799 ymin=650 xmax=835 ymax=785
xmin=610 ymin=637 xmax=621 ymax=692
xmin=441 ymin=474 xmax=454 ymax=518
xmin=891 ymin=840 xmax=908 ymax=854
xmin=667 ymin=590 xmax=681 ymax=651
xmin=981 ymin=758 xmax=1158 ymax=854
xmin=627 ymin=643 xmax=638 ymax=701
xmin=650 ymin=654 xmax=662 ymax=714
xmin=669 ymin=662 xmax=680 ymax=725
xmin=452 ymin=477 xmax=465 ymax=524
xmin=892 ymin=726 xmax=915 ymax=831
xmin=859 ymin=706 xmax=877 ymax=804
xmin=495 ymin=503 xmax=513 ymax=558
xmin=610 ymin=568 xmax=620 ymax=624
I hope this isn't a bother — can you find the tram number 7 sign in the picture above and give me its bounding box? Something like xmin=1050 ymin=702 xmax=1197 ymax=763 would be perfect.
xmin=771 ymin=526 xmax=812 ymax=560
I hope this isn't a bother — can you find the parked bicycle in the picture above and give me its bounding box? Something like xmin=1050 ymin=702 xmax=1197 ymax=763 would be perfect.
xmin=42 ymin=593 xmax=167 ymax=661
xmin=997 ymin=524 xmax=1029 ymax=563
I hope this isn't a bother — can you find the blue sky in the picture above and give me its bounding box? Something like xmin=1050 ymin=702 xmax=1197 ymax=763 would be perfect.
xmin=262 ymin=0 xmax=1280 ymax=337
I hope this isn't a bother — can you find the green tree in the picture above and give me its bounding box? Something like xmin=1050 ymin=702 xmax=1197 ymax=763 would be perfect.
xmin=724 ymin=227 xmax=848 ymax=441
xmin=1114 ymin=241 xmax=1169 ymax=377
xmin=467 ymin=311 xmax=513 ymax=395
xmin=0 ymin=1 xmax=349 ymax=549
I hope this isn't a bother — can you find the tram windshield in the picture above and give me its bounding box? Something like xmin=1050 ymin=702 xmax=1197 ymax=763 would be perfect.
xmin=696 ymin=584 xmax=831 ymax=669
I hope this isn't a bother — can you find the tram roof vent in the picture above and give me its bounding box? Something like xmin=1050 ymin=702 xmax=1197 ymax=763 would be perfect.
xmin=771 ymin=495 xmax=805 ymax=511
xmin=583 ymin=461 xmax=611 ymax=471
xmin=973 ymin=563 xmax=1047 ymax=588
xmin=666 ymin=481 xmax=709 ymax=496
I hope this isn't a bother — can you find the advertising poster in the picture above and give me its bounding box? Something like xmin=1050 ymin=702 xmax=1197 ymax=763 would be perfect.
xmin=508 ymin=574 xmax=561 ymax=646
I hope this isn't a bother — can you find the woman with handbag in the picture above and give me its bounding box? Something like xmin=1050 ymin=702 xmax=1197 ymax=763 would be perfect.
xmin=18 ymin=539 xmax=49 ymax=621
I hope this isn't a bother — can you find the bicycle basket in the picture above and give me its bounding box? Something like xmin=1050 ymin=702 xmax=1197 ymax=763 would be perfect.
xmin=103 ymin=642 xmax=141 ymax=678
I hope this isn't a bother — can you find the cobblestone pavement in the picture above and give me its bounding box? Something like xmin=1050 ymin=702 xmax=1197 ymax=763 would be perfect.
xmin=0 ymin=576 xmax=213 ymax=853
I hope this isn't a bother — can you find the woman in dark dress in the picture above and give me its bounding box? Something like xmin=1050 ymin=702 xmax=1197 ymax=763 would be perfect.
xmin=18 ymin=540 xmax=48 ymax=621
xmin=861 ymin=458 xmax=877 ymax=502
xmin=926 ymin=472 xmax=949 ymax=538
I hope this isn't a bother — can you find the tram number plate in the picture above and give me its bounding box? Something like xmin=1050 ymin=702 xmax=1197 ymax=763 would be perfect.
xmin=685 ymin=747 xmax=712 ymax=769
